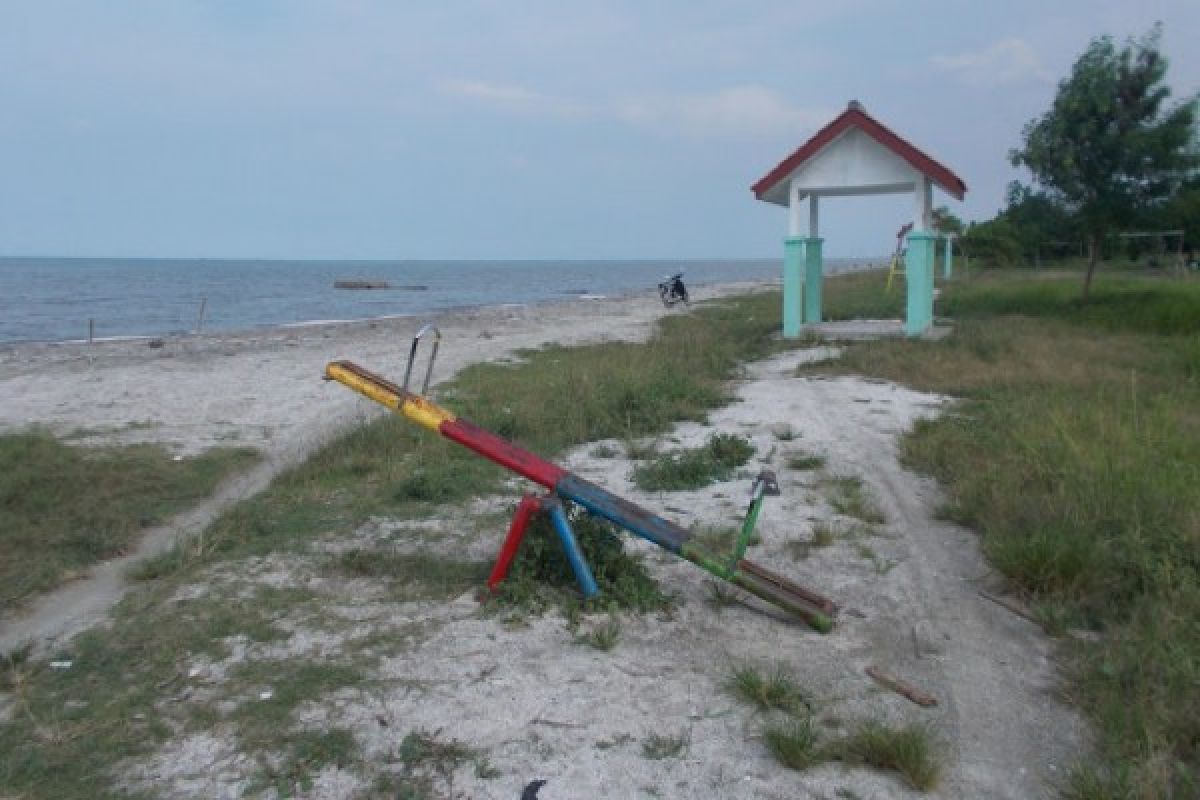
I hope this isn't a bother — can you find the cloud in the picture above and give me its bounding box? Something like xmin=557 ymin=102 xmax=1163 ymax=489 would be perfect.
xmin=435 ymin=79 xmax=823 ymax=139
xmin=436 ymin=79 xmax=584 ymax=117
xmin=616 ymin=85 xmax=827 ymax=138
xmin=931 ymin=38 xmax=1052 ymax=87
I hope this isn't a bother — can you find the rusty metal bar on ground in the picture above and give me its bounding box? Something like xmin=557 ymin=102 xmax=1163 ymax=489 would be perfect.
xmin=324 ymin=333 xmax=836 ymax=632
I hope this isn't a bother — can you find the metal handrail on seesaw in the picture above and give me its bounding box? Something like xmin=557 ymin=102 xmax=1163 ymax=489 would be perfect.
xmin=324 ymin=328 xmax=836 ymax=632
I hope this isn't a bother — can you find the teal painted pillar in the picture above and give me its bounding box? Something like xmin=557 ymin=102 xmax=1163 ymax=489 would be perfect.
xmin=942 ymin=235 xmax=954 ymax=280
xmin=905 ymin=232 xmax=938 ymax=336
xmin=803 ymin=237 xmax=824 ymax=324
xmin=782 ymin=236 xmax=805 ymax=338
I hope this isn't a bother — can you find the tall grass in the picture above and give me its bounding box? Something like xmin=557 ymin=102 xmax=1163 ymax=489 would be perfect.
xmin=815 ymin=273 xmax=1200 ymax=798
xmin=0 ymin=430 xmax=258 ymax=610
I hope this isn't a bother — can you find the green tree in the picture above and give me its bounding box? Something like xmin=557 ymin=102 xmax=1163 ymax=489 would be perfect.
xmin=1010 ymin=24 xmax=1197 ymax=297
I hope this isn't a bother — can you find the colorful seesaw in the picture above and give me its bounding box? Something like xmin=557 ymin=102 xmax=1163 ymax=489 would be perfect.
xmin=324 ymin=325 xmax=836 ymax=632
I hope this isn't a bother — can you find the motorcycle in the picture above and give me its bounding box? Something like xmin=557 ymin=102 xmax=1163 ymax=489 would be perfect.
xmin=657 ymin=272 xmax=689 ymax=308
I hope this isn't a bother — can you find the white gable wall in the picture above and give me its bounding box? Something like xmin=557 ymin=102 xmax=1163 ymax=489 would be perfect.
xmin=789 ymin=128 xmax=921 ymax=195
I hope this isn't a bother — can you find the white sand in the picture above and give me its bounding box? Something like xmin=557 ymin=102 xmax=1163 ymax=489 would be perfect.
xmin=0 ymin=283 xmax=1089 ymax=798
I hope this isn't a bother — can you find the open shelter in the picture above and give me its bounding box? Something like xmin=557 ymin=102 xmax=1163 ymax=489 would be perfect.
xmin=752 ymin=101 xmax=967 ymax=337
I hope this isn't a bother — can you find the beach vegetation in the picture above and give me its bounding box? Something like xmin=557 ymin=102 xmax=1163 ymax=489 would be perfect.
xmin=787 ymin=451 xmax=826 ymax=471
xmin=822 ymin=474 xmax=886 ymax=525
xmin=690 ymin=523 xmax=758 ymax=556
xmin=576 ymin=615 xmax=622 ymax=651
xmin=631 ymin=433 xmax=754 ymax=491
xmin=328 ymin=548 xmax=490 ymax=602
xmin=805 ymin=271 xmax=1200 ymax=797
xmin=763 ymin=717 xmax=940 ymax=791
xmin=488 ymin=508 xmax=673 ymax=617
xmin=641 ymin=730 xmax=690 ymax=760
xmin=763 ymin=716 xmax=822 ymax=770
xmin=0 ymin=429 xmax=258 ymax=611
xmin=824 ymin=721 xmax=942 ymax=791
xmin=727 ymin=663 xmax=811 ymax=715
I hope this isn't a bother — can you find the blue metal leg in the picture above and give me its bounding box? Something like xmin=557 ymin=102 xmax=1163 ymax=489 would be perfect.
xmin=545 ymin=500 xmax=599 ymax=598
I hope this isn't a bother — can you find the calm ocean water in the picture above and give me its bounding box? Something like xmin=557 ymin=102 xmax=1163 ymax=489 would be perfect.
xmin=0 ymin=257 xmax=864 ymax=344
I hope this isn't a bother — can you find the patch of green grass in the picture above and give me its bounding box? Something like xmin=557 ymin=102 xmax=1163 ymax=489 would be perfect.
xmin=489 ymin=508 xmax=673 ymax=617
xmin=823 ymin=475 xmax=885 ymax=525
xmin=1 ymin=642 xmax=32 ymax=692
xmin=690 ymin=523 xmax=758 ymax=557
xmin=762 ymin=715 xmax=941 ymax=791
xmin=623 ymin=438 xmax=660 ymax=460
xmin=727 ymin=663 xmax=810 ymax=715
xmin=0 ymin=429 xmax=258 ymax=611
xmin=641 ymin=730 xmax=690 ymax=760
xmin=577 ymin=616 xmax=622 ymax=651
xmin=818 ymin=272 xmax=1200 ymax=796
xmin=632 ymin=433 xmax=755 ymax=491
xmin=811 ymin=520 xmax=839 ymax=547
xmin=787 ymin=452 xmax=826 ymax=471
xmin=825 ymin=721 xmax=941 ymax=791
xmin=254 ymin=728 xmax=359 ymax=796
xmin=764 ymin=716 xmax=822 ymax=770
xmin=590 ymin=442 xmax=620 ymax=458
xmin=384 ymin=728 xmax=494 ymax=795
xmin=329 ymin=548 xmax=490 ymax=601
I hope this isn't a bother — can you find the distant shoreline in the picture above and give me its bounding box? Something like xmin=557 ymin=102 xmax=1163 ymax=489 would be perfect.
xmin=0 ymin=259 xmax=885 ymax=347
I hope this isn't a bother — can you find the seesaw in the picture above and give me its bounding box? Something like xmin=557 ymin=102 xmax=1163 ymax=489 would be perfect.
xmin=324 ymin=325 xmax=835 ymax=631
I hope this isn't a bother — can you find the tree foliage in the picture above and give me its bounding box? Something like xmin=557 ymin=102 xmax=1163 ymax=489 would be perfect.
xmin=1010 ymin=24 xmax=1197 ymax=295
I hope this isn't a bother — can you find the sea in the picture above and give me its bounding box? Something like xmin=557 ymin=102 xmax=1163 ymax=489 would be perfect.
xmin=0 ymin=257 xmax=868 ymax=345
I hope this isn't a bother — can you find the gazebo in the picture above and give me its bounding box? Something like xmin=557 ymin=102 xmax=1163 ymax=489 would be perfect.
xmin=752 ymin=101 xmax=966 ymax=337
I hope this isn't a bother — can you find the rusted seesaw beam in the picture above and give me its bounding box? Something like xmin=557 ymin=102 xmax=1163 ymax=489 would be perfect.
xmin=324 ymin=333 xmax=835 ymax=632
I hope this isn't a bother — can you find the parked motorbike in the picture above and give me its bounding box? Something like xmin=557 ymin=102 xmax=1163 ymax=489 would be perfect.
xmin=658 ymin=272 xmax=689 ymax=308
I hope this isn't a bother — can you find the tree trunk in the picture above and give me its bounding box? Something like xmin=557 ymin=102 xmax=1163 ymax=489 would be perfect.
xmin=1083 ymin=233 xmax=1099 ymax=301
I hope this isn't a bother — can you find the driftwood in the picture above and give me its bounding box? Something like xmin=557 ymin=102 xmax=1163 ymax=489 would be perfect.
xmin=978 ymin=589 xmax=1039 ymax=624
xmin=865 ymin=665 xmax=938 ymax=707
xmin=334 ymin=279 xmax=392 ymax=289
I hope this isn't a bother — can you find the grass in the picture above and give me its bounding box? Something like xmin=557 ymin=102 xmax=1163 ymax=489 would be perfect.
xmin=690 ymin=523 xmax=759 ymax=556
xmin=787 ymin=452 xmax=826 ymax=471
xmin=631 ymin=433 xmax=754 ymax=491
xmin=762 ymin=717 xmax=941 ymax=791
xmin=0 ymin=430 xmax=258 ymax=611
xmin=329 ymin=548 xmax=491 ymax=602
xmin=822 ymin=475 xmax=886 ymax=525
xmin=641 ymin=730 xmax=690 ymax=760
xmin=376 ymin=728 xmax=495 ymax=796
xmin=825 ymin=721 xmax=941 ymax=791
xmin=577 ymin=616 xmax=622 ymax=651
xmin=489 ymin=508 xmax=674 ymax=617
xmin=727 ymin=663 xmax=811 ymax=715
xmin=804 ymin=270 xmax=1200 ymax=798
xmin=763 ymin=717 xmax=821 ymax=769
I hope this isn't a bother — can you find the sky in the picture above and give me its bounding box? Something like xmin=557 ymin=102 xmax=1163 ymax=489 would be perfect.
xmin=1 ymin=1 xmax=1197 ymax=260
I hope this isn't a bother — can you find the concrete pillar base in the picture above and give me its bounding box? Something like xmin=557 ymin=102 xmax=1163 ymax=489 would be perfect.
xmin=905 ymin=232 xmax=937 ymax=336
xmin=782 ymin=236 xmax=805 ymax=338
xmin=802 ymin=238 xmax=824 ymax=324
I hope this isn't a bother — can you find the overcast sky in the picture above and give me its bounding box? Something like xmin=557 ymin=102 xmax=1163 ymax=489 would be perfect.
xmin=1 ymin=1 xmax=1197 ymax=260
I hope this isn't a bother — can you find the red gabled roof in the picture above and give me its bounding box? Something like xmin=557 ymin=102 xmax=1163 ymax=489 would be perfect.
xmin=751 ymin=102 xmax=966 ymax=201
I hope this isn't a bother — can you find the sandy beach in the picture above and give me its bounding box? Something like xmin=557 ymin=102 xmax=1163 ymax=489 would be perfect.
xmin=0 ymin=281 xmax=1088 ymax=798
